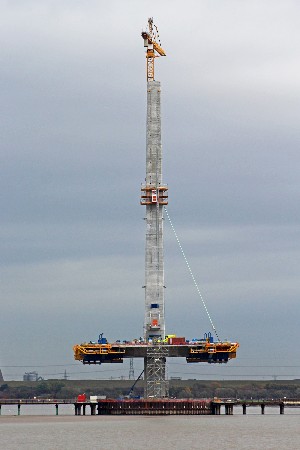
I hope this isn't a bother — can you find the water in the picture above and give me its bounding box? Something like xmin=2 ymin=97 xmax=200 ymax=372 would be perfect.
xmin=1 ymin=407 xmax=300 ymax=449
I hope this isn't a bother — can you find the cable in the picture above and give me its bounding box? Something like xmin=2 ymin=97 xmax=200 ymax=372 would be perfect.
xmin=164 ymin=207 xmax=221 ymax=341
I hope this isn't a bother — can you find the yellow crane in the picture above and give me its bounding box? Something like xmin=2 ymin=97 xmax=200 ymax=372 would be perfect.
xmin=141 ymin=18 xmax=166 ymax=82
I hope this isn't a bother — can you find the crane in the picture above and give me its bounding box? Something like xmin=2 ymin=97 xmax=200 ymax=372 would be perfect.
xmin=141 ymin=18 xmax=166 ymax=82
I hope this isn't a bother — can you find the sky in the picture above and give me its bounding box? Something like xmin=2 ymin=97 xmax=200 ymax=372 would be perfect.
xmin=1 ymin=0 xmax=300 ymax=382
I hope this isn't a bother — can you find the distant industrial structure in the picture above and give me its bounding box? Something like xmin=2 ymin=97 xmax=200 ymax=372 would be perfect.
xmin=23 ymin=371 xmax=43 ymax=382
xmin=73 ymin=18 xmax=239 ymax=398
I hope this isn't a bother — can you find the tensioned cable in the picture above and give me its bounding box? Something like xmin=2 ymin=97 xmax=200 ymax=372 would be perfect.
xmin=164 ymin=207 xmax=221 ymax=341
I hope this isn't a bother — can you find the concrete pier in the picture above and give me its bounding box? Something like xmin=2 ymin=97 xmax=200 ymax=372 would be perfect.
xmin=75 ymin=404 xmax=82 ymax=415
xmin=225 ymin=404 xmax=233 ymax=415
xmin=212 ymin=403 xmax=221 ymax=415
xmin=280 ymin=403 xmax=284 ymax=414
xmin=239 ymin=400 xmax=286 ymax=415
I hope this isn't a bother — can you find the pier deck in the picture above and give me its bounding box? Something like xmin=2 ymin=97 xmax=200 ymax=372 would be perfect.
xmin=1 ymin=398 xmax=299 ymax=416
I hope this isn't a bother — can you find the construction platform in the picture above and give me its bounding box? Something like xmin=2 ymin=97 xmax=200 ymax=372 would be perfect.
xmin=73 ymin=399 xmax=288 ymax=416
xmin=0 ymin=398 xmax=291 ymax=416
xmin=74 ymin=399 xmax=213 ymax=415
xmin=73 ymin=339 xmax=239 ymax=365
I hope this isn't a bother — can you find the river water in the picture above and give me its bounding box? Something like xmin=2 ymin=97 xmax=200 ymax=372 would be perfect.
xmin=0 ymin=406 xmax=299 ymax=449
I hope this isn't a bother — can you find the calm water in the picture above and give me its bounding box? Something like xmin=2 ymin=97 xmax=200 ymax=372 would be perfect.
xmin=0 ymin=407 xmax=299 ymax=449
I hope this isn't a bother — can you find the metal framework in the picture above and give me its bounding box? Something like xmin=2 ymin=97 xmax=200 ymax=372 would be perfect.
xmin=144 ymin=345 xmax=169 ymax=398
xmin=141 ymin=18 xmax=166 ymax=82
xmin=73 ymin=340 xmax=239 ymax=364
xmin=129 ymin=358 xmax=135 ymax=380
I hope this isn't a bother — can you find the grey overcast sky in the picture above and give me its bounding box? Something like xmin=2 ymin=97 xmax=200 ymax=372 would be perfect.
xmin=1 ymin=0 xmax=300 ymax=381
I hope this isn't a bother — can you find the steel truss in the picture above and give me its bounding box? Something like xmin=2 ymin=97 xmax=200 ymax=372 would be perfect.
xmin=144 ymin=345 xmax=169 ymax=398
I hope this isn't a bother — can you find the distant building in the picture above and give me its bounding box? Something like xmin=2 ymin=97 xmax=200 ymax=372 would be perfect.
xmin=0 ymin=369 xmax=3 ymax=382
xmin=23 ymin=371 xmax=41 ymax=381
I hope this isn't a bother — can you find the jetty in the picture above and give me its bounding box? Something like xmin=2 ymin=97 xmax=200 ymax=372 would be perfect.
xmin=1 ymin=398 xmax=300 ymax=416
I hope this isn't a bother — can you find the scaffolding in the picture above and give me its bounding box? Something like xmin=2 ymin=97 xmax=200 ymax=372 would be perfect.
xmin=144 ymin=345 xmax=169 ymax=398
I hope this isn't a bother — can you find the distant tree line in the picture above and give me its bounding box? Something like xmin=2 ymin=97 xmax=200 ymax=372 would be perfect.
xmin=1 ymin=380 xmax=300 ymax=400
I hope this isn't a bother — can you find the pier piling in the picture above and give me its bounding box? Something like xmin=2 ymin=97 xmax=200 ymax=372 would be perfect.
xmin=225 ymin=404 xmax=233 ymax=415
xmin=75 ymin=403 xmax=82 ymax=415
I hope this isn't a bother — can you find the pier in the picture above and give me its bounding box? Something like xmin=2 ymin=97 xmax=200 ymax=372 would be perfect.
xmin=1 ymin=398 xmax=300 ymax=416
xmin=0 ymin=399 xmax=72 ymax=416
xmin=237 ymin=399 xmax=286 ymax=415
xmin=75 ymin=399 xmax=212 ymax=416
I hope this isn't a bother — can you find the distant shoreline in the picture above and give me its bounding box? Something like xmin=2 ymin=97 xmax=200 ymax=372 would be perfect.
xmin=1 ymin=379 xmax=300 ymax=400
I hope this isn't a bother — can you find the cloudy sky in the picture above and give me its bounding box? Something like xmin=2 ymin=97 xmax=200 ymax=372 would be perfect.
xmin=1 ymin=0 xmax=300 ymax=381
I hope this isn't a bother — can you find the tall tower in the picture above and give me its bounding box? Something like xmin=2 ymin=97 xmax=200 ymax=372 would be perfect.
xmin=142 ymin=81 xmax=167 ymax=342
xmin=141 ymin=18 xmax=168 ymax=397
xmin=72 ymin=19 xmax=240 ymax=392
